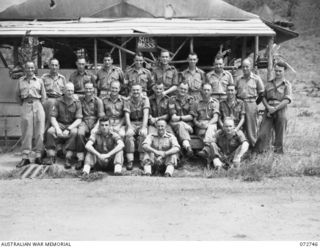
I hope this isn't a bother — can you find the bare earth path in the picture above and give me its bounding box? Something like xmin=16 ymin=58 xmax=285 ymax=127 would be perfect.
xmin=0 ymin=176 xmax=319 ymax=241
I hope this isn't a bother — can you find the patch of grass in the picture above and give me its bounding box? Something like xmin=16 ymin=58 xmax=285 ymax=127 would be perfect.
xmin=0 ymin=169 xmax=20 ymax=180
xmin=239 ymin=153 xmax=274 ymax=182
xmin=303 ymin=167 xmax=320 ymax=177
xmin=80 ymin=171 xmax=106 ymax=182
xmin=297 ymin=110 xmax=314 ymax=117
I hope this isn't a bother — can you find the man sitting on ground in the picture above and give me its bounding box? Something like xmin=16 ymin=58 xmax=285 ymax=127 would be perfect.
xmin=200 ymin=117 xmax=249 ymax=170
xmin=83 ymin=117 xmax=125 ymax=176
xmin=142 ymin=120 xmax=180 ymax=177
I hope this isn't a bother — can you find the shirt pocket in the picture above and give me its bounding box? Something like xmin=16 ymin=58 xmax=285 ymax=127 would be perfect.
xmin=67 ymin=104 xmax=77 ymax=115
xmin=165 ymin=71 xmax=174 ymax=83
xmin=19 ymin=84 xmax=29 ymax=98
xmin=44 ymin=80 xmax=53 ymax=91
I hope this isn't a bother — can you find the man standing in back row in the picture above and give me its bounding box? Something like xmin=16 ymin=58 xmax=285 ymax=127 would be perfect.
xmin=69 ymin=56 xmax=96 ymax=96
xmin=96 ymin=52 xmax=124 ymax=99
xmin=235 ymin=59 xmax=264 ymax=147
xmin=180 ymin=52 xmax=205 ymax=101
xmin=206 ymin=55 xmax=234 ymax=102
xmin=42 ymin=58 xmax=67 ymax=130
xmin=255 ymin=61 xmax=292 ymax=154
xmin=152 ymin=50 xmax=179 ymax=97
xmin=16 ymin=61 xmax=46 ymax=167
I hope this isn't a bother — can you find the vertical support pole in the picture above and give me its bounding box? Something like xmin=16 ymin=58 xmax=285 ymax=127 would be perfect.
xmin=119 ymin=48 xmax=122 ymax=70
xmin=190 ymin=37 xmax=194 ymax=53
xmin=254 ymin=36 xmax=259 ymax=70
xmin=13 ymin=40 xmax=19 ymax=65
xmin=241 ymin=37 xmax=247 ymax=62
xmin=120 ymin=37 xmax=127 ymax=69
xmin=37 ymin=41 xmax=42 ymax=69
xmin=267 ymin=37 xmax=274 ymax=81
xmin=94 ymin=38 xmax=97 ymax=72
xmin=170 ymin=37 xmax=174 ymax=54
xmin=4 ymin=116 xmax=8 ymax=150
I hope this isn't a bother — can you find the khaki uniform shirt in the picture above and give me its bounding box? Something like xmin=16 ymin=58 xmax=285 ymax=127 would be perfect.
xmin=191 ymin=96 xmax=220 ymax=121
xmin=235 ymin=72 xmax=265 ymax=99
xmin=168 ymin=95 xmax=194 ymax=117
xmin=206 ymin=70 xmax=234 ymax=95
xmin=219 ymin=98 xmax=245 ymax=125
xmin=152 ymin=65 xmax=178 ymax=90
xmin=125 ymin=67 xmax=153 ymax=94
xmin=149 ymin=95 xmax=170 ymax=118
xmin=180 ymin=67 xmax=205 ymax=95
xmin=41 ymin=73 xmax=67 ymax=98
xmin=16 ymin=75 xmax=47 ymax=103
xmin=79 ymin=95 xmax=105 ymax=121
xmin=69 ymin=70 xmax=96 ymax=93
xmin=213 ymin=129 xmax=247 ymax=155
xmin=96 ymin=66 xmax=124 ymax=91
xmin=89 ymin=130 xmax=121 ymax=153
xmin=264 ymin=79 xmax=292 ymax=103
xmin=143 ymin=132 xmax=180 ymax=151
xmin=124 ymin=96 xmax=150 ymax=122
xmin=51 ymin=96 xmax=83 ymax=125
xmin=103 ymin=95 xmax=126 ymax=119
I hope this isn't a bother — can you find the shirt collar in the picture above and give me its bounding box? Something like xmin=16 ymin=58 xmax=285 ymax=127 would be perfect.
xmin=186 ymin=67 xmax=200 ymax=73
xmin=76 ymin=70 xmax=88 ymax=76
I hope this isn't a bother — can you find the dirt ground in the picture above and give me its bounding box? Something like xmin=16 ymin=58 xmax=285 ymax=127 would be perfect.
xmin=0 ymin=173 xmax=319 ymax=241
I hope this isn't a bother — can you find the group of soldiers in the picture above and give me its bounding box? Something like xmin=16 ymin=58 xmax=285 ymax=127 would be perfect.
xmin=15 ymin=49 xmax=292 ymax=177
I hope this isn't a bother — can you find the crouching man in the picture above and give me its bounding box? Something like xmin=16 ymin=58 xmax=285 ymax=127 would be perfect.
xmin=206 ymin=117 xmax=249 ymax=169
xmin=83 ymin=117 xmax=125 ymax=175
xmin=142 ymin=120 xmax=180 ymax=177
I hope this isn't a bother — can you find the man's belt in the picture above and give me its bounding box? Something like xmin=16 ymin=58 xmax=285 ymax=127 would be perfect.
xmin=23 ymin=98 xmax=40 ymax=103
xmin=242 ymin=97 xmax=256 ymax=103
xmin=47 ymin=93 xmax=62 ymax=98
xmin=268 ymin=99 xmax=281 ymax=105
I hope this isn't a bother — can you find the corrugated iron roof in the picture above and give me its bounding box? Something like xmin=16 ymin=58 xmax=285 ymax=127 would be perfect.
xmin=0 ymin=18 xmax=275 ymax=37
xmin=0 ymin=0 xmax=259 ymax=20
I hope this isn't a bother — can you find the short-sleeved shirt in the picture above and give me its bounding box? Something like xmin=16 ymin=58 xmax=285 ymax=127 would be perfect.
xmin=51 ymin=96 xmax=83 ymax=125
xmin=124 ymin=96 xmax=150 ymax=122
xmin=206 ymin=70 xmax=234 ymax=95
xmin=96 ymin=66 xmax=124 ymax=91
xmin=125 ymin=67 xmax=153 ymax=94
xmin=264 ymin=79 xmax=292 ymax=103
xmin=79 ymin=95 xmax=104 ymax=120
xmin=219 ymin=98 xmax=245 ymax=126
xmin=152 ymin=65 xmax=178 ymax=90
xmin=41 ymin=73 xmax=67 ymax=98
xmin=89 ymin=130 xmax=121 ymax=153
xmin=69 ymin=70 xmax=96 ymax=93
xmin=168 ymin=95 xmax=194 ymax=116
xmin=191 ymin=96 xmax=220 ymax=121
xmin=213 ymin=129 xmax=247 ymax=155
xmin=235 ymin=72 xmax=265 ymax=99
xmin=103 ymin=94 xmax=126 ymax=119
xmin=16 ymin=75 xmax=46 ymax=101
xmin=180 ymin=67 xmax=205 ymax=94
xmin=149 ymin=95 xmax=170 ymax=118
xmin=143 ymin=132 xmax=180 ymax=151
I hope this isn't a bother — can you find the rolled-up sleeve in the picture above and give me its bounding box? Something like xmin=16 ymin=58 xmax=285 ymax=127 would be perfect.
xmin=75 ymin=101 xmax=83 ymax=119
xmin=283 ymin=82 xmax=292 ymax=103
